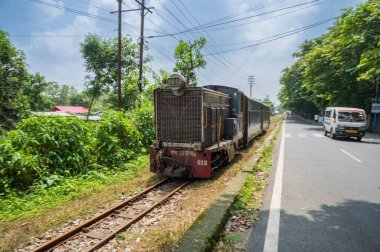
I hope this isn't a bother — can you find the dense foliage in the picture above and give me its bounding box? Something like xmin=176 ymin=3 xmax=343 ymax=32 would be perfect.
xmin=80 ymin=34 xmax=152 ymax=110
xmin=0 ymin=116 xmax=91 ymax=191
xmin=0 ymin=30 xmax=94 ymax=131
xmin=1 ymin=30 xmax=32 ymax=129
xmin=0 ymin=101 xmax=155 ymax=193
xmin=278 ymin=1 xmax=380 ymax=115
xmin=173 ymin=37 xmax=207 ymax=86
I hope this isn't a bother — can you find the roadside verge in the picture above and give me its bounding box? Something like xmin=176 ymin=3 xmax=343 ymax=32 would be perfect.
xmin=175 ymin=120 xmax=283 ymax=252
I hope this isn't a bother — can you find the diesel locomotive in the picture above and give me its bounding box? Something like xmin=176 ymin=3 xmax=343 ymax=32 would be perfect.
xmin=150 ymin=73 xmax=270 ymax=178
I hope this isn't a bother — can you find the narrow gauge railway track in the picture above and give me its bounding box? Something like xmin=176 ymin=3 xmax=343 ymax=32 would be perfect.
xmin=30 ymin=178 xmax=190 ymax=252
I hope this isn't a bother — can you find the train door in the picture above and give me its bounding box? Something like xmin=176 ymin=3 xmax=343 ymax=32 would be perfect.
xmin=212 ymin=108 xmax=217 ymax=143
xmin=204 ymin=107 xmax=213 ymax=147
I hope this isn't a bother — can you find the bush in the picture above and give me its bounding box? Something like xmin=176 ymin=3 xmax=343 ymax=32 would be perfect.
xmin=0 ymin=104 xmax=155 ymax=193
xmin=0 ymin=116 xmax=93 ymax=191
xmin=94 ymin=110 xmax=142 ymax=167
xmin=0 ymin=140 xmax=39 ymax=191
xmin=130 ymin=101 xmax=155 ymax=147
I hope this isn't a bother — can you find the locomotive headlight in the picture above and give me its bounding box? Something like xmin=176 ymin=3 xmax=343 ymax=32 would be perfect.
xmin=164 ymin=73 xmax=187 ymax=96
xmin=193 ymin=142 xmax=202 ymax=151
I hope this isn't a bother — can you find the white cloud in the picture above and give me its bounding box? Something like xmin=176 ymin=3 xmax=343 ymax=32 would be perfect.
xmin=24 ymin=14 xmax=100 ymax=87
xmin=39 ymin=0 xmax=65 ymax=20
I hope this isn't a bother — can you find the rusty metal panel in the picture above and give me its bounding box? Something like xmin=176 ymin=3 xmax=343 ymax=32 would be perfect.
xmin=156 ymin=89 xmax=202 ymax=143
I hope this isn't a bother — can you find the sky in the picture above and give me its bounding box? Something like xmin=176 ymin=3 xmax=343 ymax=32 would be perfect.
xmin=0 ymin=0 xmax=366 ymax=105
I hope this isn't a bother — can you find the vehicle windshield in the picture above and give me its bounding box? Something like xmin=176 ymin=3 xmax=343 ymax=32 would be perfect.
xmin=338 ymin=111 xmax=365 ymax=122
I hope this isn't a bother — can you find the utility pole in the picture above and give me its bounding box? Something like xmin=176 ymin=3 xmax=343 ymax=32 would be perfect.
xmin=117 ymin=0 xmax=122 ymax=109
xmin=248 ymin=75 xmax=255 ymax=98
xmin=138 ymin=0 xmax=145 ymax=93
xmin=188 ymin=42 xmax=195 ymax=85
xmin=111 ymin=0 xmax=153 ymax=108
xmin=136 ymin=0 xmax=153 ymax=93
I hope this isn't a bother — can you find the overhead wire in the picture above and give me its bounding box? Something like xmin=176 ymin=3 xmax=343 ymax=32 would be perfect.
xmin=204 ymin=17 xmax=336 ymax=56
xmin=185 ymin=0 xmax=328 ymax=35
xmin=162 ymin=0 xmax=249 ymax=82
xmin=153 ymin=0 xmax=227 ymax=84
xmin=147 ymin=0 xmax=323 ymax=38
xmin=176 ymin=0 xmax=249 ymax=80
xmin=200 ymin=0 xmax=290 ymax=26
xmin=27 ymin=0 xmax=163 ymax=33
xmin=75 ymin=0 xmax=111 ymax=14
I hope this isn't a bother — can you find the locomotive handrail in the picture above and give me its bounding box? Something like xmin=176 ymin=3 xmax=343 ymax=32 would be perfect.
xmin=204 ymin=108 xmax=208 ymax=128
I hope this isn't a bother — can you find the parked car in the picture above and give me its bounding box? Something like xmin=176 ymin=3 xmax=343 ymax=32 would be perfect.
xmin=323 ymin=107 xmax=366 ymax=141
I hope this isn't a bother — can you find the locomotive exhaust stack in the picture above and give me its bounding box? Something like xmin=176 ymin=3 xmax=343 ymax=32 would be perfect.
xmin=164 ymin=73 xmax=187 ymax=96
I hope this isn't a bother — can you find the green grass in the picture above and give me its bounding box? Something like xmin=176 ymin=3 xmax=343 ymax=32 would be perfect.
xmin=234 ymin=121 xmax=282 ymax=215
xmin=0 ymin=155 xmax=149 ymax=222
xmin=215 ymin=121 xmax=283 ymax=251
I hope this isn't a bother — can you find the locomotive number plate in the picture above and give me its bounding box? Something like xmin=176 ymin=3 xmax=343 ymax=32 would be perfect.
xmin=197 ymin=160 xmax=208 ymax=166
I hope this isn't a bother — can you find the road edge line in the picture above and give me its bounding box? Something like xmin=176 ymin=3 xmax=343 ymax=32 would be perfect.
xmin=263 ymin=120 xmax=286 ymax=252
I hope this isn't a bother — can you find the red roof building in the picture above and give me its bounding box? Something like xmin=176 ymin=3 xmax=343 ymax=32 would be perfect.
xmin=52 ymin=106 xmax=89 ymax=114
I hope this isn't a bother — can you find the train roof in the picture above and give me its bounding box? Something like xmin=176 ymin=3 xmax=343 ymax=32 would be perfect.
xmin=202 ymin=85 xmax=241 ymax=93
xmin=202 ymin=85 xmax=268 ymax=105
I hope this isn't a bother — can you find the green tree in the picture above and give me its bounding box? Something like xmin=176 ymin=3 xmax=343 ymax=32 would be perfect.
xmin=0 ymin=30 xmax=30 ymax=130
xmin=25 ymin=73 xmax=54 ymax=111
xmin=173 ymin=37 xmax=207 ymax=86
xmin=262 ymin=95 xmax=275 ymax=112
xmin=44 ymin=82 xmax=81 ymax=106
xmin=279 ymin=1 xmax=380 ymax=114
xmin=80 ymin=34 xmax=151 ymax=110
xmin=143 ymin=69 xmax=170 ymax=100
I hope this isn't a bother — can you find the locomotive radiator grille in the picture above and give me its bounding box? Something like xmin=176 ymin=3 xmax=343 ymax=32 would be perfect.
xmin=156 ymin=89 xmax=202 ymax=143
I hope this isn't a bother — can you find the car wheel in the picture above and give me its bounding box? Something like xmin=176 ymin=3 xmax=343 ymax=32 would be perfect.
xmin=330 ymin=130 xmax=336 ymax=139
xmin=356 ymin=137 xmax=362 ymax=142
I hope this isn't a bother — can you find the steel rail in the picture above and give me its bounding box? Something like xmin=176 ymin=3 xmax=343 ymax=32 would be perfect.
xmin=31 ymin=178 xmax=169 ymax=252
xmin=86 ymin=179 xmax=191 ymax=251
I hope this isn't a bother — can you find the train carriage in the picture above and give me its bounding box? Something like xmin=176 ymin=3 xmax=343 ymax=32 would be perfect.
xmin=150 ymin=74 xmax=270 ymax=178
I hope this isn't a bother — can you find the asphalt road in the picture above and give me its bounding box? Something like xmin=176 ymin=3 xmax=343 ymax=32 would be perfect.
xmin=246 ymin=115 xmax=380 ymax=252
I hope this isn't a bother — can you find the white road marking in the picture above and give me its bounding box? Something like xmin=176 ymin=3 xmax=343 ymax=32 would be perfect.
xmin=285 ymin=133 xmax=291 ymax=138
xmin=297 ymin=133 xmax=307 ymax=138
xmin=340 ymin=149 xmax=363 ymax=163
xmin=263 ymin=121 xmax=285 ymax=252
xmin=312 ymin=133 xmax=324 ymax=138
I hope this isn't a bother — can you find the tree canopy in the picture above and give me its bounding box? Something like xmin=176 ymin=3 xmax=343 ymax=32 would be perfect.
xmin=80 ymin=34 xmax=151 ymax=110
xmin=279 ymin=0 xmax=380 ymax=115
xmin=173 ymin=37 xmax=207 ymax=86
xmin=0 ymin=31 xmax=57 ymax=130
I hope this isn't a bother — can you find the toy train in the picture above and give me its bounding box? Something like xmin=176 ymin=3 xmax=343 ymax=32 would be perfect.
xmin=150 ymin=73 xmax=270 ymax=178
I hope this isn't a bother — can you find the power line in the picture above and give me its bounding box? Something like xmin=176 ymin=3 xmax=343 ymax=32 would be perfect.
xmin=159 ymin=0 xmax=246 ymax=80
xmin=147 ymin=0 xmax=322 ymax=38
xmin=186 ymin=1 xmax=328 ymax=36
xmin=153 ymin=0 xmax=229 ymax=83
xmin=8 ymin=34 xmax=114 ymax=38
xmin=27 ymin=0 xmax=163 ymax=33
xmin=176 ymin=0 xmax=248 ymax=79
xmin=204 ymin=17 xmax=336 ymax=56
xmin=75 ymin=0 xmax=111 ymax=14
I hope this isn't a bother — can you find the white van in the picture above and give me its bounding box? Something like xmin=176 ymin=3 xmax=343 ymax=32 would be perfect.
xmin=324 ymin=107 xmax=366 ymax=141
